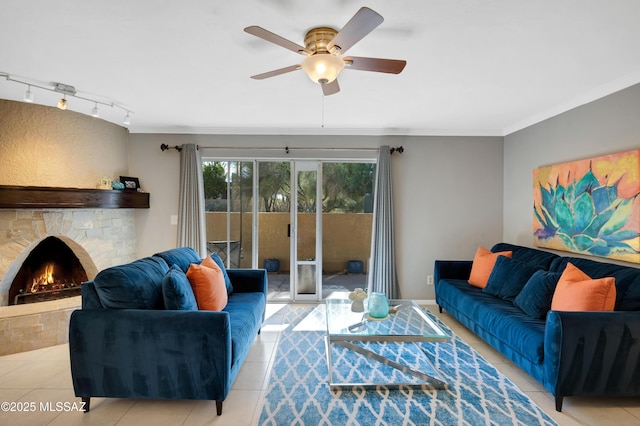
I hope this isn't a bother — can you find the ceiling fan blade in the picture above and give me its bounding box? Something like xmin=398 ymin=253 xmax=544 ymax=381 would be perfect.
xmin=327 ymin=7 xmax=384 ymax=54
xmin=244 ymin=26 xmax=308 ymax=54
xmin=250 ymin=65 xmax=301 ymax=80
xmin=322 ymin=79 xmax=340 ymax=96
xmin=344 ymin=56 xmax=407 ymax=74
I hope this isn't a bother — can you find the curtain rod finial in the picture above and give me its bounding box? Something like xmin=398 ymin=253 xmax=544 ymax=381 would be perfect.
xmin=160 ymin=144 xmax=183 ymax=152
xmin=390 ymin=146 xmax=404 ymax=155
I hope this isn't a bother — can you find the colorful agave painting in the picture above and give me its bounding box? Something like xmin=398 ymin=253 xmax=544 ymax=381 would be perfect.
xmin=533 ymin=149 xmax=640 ymax=263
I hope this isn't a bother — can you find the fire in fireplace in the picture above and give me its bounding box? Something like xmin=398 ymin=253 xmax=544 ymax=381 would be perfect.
xmin=8 ymin=236 xmax=87 ymax=305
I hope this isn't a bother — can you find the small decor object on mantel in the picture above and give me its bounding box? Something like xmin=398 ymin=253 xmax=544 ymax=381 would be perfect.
xmin=97 ymin=177 xmax=111 ymax=190
xmin=111 ymin=181 xmax=125 ymax=190
xmin=120 ymin=176 xmax=141 ymax=191
xmin=348 ymin=287 xmax=367 ymax=312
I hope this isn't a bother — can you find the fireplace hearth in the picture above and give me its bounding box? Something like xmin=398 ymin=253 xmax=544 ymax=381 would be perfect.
xmin=8 ymin=236 xmax=87 ymax=305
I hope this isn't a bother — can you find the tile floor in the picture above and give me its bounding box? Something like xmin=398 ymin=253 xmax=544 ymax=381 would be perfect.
xmin=0 ymin=303 xmax=638 ymax=426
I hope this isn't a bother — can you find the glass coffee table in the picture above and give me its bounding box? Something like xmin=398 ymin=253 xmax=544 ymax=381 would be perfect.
xmin=325 ymin=298 xmax=450 ymax=390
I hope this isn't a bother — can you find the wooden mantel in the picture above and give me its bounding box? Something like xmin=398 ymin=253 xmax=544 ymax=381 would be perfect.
xmin=0 ymin=185 xmax=150 ymax=209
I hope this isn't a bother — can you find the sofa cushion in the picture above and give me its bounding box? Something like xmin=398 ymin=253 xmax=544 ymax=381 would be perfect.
xmin=162 ymin=265 xmax=198 ymax=311
xmin=224 ymin=292 xmax=266 ymax=367
xmin=513 ymin=270 xmax=561 ymax=319
xmin=438 ymin=278 xmax=545 ymax=366
xmin=551 ymin=263 xmax=616 ymax=311
xmin=93 ymin=256 xmax=169 ymax=309
xmin=491 ymin=243 xmax=558 ymax=269
xmin=551 ymin=256 xmax=640 ymax=311
xmin=484 ymin=256 xmax=544 ymax=301
xmin=469 ymin=246 xmax=513 ymax=288
xmin=186 ymin=257 xmax=228 ymax=311
xmin=154 ymin=247 xmax=202 ymax=273
xmin=211 ymin=252 xmax=234 ymax=295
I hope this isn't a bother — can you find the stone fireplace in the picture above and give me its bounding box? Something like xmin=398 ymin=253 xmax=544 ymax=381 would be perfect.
xmin=8 ymin=236 xmax=87 ymax=305
xmin=0 ymin=207 xmax=139 ymax=355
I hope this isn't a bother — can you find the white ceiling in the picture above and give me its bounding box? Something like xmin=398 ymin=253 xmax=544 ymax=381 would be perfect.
xmin=2 ymin=1 xmax=640 ymax=136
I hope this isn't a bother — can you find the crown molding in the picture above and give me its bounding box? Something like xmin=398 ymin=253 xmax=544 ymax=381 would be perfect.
xmin=127 ymin=125 xmax=504 ymax=137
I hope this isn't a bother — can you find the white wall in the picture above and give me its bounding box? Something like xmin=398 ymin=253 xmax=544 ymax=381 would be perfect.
xmin=128 ymin=134 xmax=504 ymax=299
xmin=503 ymin=83 xmax=640 ymax=249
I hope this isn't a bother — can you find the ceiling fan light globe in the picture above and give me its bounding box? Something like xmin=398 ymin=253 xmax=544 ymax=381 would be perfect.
xmin=301 ymin=54 xmax=344 ymax=85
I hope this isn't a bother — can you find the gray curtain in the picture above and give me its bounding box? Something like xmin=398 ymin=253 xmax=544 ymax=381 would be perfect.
xmin=368 ymin=145 xmax=399 ymax=298
xmin=177 ymin=143 xmax=207 ymax=257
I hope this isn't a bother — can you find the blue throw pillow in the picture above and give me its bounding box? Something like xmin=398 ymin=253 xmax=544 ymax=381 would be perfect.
xmin=154 ymin=247 xmax=201 ymax=273
xmin=514 ymin=270 xmax=562 ymax=319
xmin=162 ymin=264 xmax=198 ymax=311
xmin=210 ymin=252 xmax=233 ymax=295
xmin=93 ymin=256 xmax=169 ymax=309
xmin=483 ymin=256 xmax=544 ymax=302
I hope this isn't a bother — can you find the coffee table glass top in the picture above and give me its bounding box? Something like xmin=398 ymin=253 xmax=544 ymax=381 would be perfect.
xmin=325 ymin=298 xmax=449 ymax=342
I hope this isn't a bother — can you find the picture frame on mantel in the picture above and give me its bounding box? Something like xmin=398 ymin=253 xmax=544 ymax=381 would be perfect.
xmin=120 ymin=176 xmax=141 ymax=191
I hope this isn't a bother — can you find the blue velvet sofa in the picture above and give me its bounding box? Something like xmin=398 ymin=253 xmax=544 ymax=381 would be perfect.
xmin=68 ymin=247 xmax=267 ymax=415
xmin=435 ymin=243 xmax=640 ymax=411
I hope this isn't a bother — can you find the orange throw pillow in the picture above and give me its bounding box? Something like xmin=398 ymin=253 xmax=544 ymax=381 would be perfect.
xmin=468 ymin=246 xmax=513 ymax=288
xmin=551 ymin=262 xmax=616 ymax=311
xmin=186 ymin=258 xmax=228 ymax=311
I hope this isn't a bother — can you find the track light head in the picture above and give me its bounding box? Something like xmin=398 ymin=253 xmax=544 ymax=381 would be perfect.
xmin=57 ymin=97 xmax=67 ymax=110
xmin=24 ymin=86 xmax=34 ymax=103
xmin=123 ymin=111 xmax=131 ymax=126
xmin=91 ymin=103 xmax=99 ymax=117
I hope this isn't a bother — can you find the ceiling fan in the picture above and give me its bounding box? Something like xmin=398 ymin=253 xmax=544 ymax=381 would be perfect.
xmin=244 ymin=7 xmax=407 ymax=96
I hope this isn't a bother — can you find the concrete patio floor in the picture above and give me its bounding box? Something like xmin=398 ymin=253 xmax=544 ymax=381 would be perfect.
xmin=266 ymin=272 xmax=367 ymax=301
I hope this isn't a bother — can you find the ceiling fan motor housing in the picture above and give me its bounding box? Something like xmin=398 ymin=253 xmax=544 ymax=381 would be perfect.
xmin=304 ymin=27 xmax=339 ymax=54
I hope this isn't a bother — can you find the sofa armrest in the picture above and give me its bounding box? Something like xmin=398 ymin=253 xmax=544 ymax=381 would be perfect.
xmin=544 ymin=310 xmax=640 ymax=399
xmin=434 ymin=260 xmax=472 ymax=283
xmin=69 ymin=309 xmax=232 ymax=401
xmin=227 ymin=268 xmax=267 ymax=294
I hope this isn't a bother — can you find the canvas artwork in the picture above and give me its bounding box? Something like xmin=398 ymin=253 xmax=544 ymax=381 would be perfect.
xmin=533 ymin=149 xmax=640 ymax=263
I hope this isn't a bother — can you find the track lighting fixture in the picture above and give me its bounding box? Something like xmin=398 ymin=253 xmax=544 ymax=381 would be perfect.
xmin=57 ymin=96 xmax=67 ymax=110
xmin=1 ymin=71 xmax=132 ymax=126
xmin=24 ymin=85 xmax=34 ymax=102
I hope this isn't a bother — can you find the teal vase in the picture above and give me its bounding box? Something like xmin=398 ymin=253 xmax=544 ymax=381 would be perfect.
xmin=368 ymin=292 xmax=389 ymax=318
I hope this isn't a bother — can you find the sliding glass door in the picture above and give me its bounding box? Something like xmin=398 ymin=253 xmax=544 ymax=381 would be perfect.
xmin=204 ymin=157 xmax=375 ymax=302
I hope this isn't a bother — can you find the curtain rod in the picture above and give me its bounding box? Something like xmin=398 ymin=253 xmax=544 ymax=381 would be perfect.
xmin=160 ymin=144 xmax=404 ymax=154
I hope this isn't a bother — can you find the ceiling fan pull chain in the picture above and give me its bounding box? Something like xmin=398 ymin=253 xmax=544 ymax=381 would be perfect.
xmin=321 ymin=91 xmax=325 ymax=128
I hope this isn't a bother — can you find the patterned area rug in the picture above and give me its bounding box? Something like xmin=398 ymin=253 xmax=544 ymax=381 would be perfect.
xmin=258 ymin=305 xmax=556 ymax=425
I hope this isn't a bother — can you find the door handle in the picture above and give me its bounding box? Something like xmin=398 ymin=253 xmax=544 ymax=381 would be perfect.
xmin=287 ymin=224 xmax=291 ymax=237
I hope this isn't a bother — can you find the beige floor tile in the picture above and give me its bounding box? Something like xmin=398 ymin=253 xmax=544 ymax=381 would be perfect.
xmin=38 ymin=368 xmax=74 ymax=390
xmin=47 ymin=397 xmax=135 ymax=425
xmin=255 ymin=328 xmax=282 ymax=342
xmin=492 ymin=362 xmax=546 ymax=393
xmin=184 ymin=390 xmax=261 ymax=425
xmin=245 ymin=340 xmax=277 ymax=363
xmin=0 ymin=388 xmax=81 ymax=426
xmin=0 ymin=359 xmax=29 ymax=378
xmin=0 ymin=387 xmax=31 ymax=402
xmin=232 ymin=361 xmax=270 ymax=390
xmin=0 ymin=359 xmax=69 ymax=389
xmin=115 ymin=399 xmax=196 ymax=426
